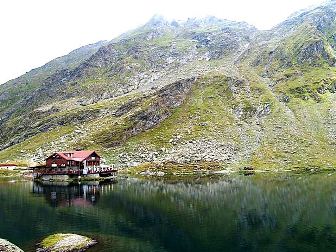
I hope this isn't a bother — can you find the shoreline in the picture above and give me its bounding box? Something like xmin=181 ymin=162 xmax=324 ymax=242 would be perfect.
xmin=0 ymin=168 xmax=33 ymax=181
xmin=1 ymin=165 xmax=336 ymax=182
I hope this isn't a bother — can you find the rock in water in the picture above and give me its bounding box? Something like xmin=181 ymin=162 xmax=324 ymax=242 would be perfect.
xmin=0 ymin=238 xmax=23 ymax=252
xmin=37 ymin=233 xmax=97 ymax=252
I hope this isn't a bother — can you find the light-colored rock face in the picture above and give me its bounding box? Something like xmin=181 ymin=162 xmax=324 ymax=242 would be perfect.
xmin=37 ymin=233 xmax=97 ymax=252
xmin=0 ymin=238 xmax=23 ymax=252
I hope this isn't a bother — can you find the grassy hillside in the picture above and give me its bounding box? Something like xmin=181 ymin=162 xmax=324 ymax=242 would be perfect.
xmin=0 ymin=68 xmax=334 ymax=170
xmin=0 ymin=4 xmax=336 ymax=171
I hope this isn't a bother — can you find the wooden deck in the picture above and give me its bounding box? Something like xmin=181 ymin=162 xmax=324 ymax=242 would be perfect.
xmin=33 ymin=167 xmax=118 ymax=178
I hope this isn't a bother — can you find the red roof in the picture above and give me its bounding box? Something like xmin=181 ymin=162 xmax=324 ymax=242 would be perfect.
xmin=0 ymin=164 xmax=17 ymax=167
xmin=48 ymin=151 xmax=100 ymax=162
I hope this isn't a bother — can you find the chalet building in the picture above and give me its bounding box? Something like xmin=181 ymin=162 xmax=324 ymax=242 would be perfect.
xmin=33 ymin=150 xmax=117 ymax=181
xmin=46 ymin=150 xmax=101 ymax=172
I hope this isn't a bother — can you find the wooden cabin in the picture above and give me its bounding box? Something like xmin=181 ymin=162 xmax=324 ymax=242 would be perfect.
xmin=46 ymin=150 xmax=101 ymax=172
xmin=33 ymin=150 xmax=117 ymax=180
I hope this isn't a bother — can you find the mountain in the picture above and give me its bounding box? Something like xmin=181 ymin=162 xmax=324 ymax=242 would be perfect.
xmin=0 ymin=40 xmax=108 ymax=134
xmin=0 ymin=2 xmax=335 ymax=171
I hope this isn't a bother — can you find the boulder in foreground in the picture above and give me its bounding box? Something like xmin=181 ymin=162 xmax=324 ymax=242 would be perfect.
xmin=0 ymin=238 xmax=23 ymax=252
xmin=37 ymin=233 xmax=97 ymax=252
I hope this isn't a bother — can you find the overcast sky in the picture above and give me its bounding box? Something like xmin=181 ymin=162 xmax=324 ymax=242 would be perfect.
xmin=0 ymin=0 xmax=326 ymax=84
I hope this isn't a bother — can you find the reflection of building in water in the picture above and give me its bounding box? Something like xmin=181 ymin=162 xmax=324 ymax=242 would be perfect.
xmin=32 ymin=181 xmax=116 ymax=208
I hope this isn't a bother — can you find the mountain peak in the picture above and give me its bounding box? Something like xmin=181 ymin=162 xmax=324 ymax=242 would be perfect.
xmin=145 ymin=15 xmax=170 ymax=28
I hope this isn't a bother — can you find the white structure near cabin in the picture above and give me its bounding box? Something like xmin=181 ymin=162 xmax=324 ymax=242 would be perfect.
xmin=0 ymin=164 xmax=17 ymax=170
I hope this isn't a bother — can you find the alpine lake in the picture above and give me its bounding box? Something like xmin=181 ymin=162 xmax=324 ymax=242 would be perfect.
xmin=1 ymin=172 xmax=336 ymax=252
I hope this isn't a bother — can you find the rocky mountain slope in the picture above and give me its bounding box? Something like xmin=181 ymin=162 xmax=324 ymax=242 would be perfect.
xmin=0 ymin=2 xmax=335 ymax=170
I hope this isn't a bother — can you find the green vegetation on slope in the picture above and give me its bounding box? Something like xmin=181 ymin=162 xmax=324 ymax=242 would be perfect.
xmin=0 ymin=7 xmax=336 ymax=171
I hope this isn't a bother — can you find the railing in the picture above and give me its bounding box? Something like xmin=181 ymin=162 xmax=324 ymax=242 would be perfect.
xmin=33 ymin=167 xmax=118 ymax=176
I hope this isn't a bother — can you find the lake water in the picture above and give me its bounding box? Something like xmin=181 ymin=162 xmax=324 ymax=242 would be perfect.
xmin=1 ymin=174 xmax=336 ymax=251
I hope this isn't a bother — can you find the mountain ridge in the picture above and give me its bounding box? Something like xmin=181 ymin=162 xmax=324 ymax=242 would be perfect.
xmin=0 ymin=3 xmax=335 ymax=171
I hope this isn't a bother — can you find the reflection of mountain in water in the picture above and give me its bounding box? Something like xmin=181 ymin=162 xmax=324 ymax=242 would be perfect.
xmin=32 ymin=181 xmax=116 ymax=207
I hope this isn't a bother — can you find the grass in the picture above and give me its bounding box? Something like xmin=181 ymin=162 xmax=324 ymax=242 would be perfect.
xmin=2 ymin=69 xmax=332 ymax=171
xmin=40 ymin=234 xmax=66 ymax=248
xmin=40 ymin=233 xmax=95 ymax=251
xmin=125 ymin=161 xmax=224 ymax=177
xmin=0 ymin=57 xmax=336 ymax=172
xmin=0 ymin=169 xmax=21 ymax=178
xmin=274 ymin=67 xmax=336 ymax=101
xmin=0 ymin=67 xmax=335 ymax=172
xmin=0 ymin=126 xmax=75 ymax=166
xmin=126 ymin=75 xmax=239 ymax=148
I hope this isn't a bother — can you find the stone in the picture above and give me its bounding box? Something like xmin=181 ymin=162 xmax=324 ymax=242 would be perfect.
xmin=156 ymin=171 xmax=165 ymax=176
xmin=37 ymin=233 xmax=97 ymax=252
xmin=0 ymin=238 xmax=23 ymax=252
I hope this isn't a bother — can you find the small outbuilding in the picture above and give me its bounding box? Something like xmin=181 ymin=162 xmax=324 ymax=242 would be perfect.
xmin=0 ymin=163 xmax=17 ymax=170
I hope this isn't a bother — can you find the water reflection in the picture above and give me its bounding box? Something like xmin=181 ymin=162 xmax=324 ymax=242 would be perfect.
xmin=32 ymin=181 xmax=116 ymax=208
xmin=2 ymin=174 xmax=336 ymax=251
